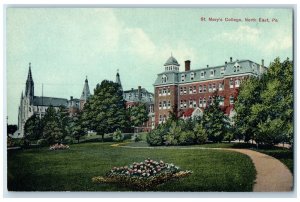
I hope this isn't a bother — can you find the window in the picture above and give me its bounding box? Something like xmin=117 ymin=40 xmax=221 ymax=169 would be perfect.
xmin=189 ymin=100 xmax=193 ymax=108
xmin=237 ymin=65 xmax=240 ymax=72
xmin=203 ymin=98 xmax=207 ymax=108
xmin=220 ymin=67 xmax=225 ymax=75
xmin=163 ymin=101 xmax=167 ymax=109
xmin=203 ymin=85 xmax=207 ymax=92
xmin=167 ymin=87 xmax=171 ymax=95
xmin=199 ymin=85 xmax=203 ymax=93
xmin=193 ymin=100 xmax=197 ymax=108
xmin=159 ymin=102 xmax=162 ymax=109
xmin=162 ymin=75 xmax=167 ymax=83
xmin=200 ymin=71 xmax=205 ymax=78
xmin=199 ymin=98 xmax=203 ymax=107
xmin=230 ymin=95 xmax=234 ymax=104
xmin=218 ymin=96 xmax=224 ymax=106
xmin=181 ymin=74 xmax=185 ymax=82
xmin=189 ymin=86 xmax=193 ymax=94
xmin=212 ymin=83 xmax=216 ymax=91
xmin=180 ymin=87 xmax=183 ymax=95
xmin=158 ymin=89 xmax=162 ymax=96
xmin=190 ymin=72 xmax=195 ymax=80
xmin=208 ymin=96 xmax=213 ymax=105
xmin=219 ymin=82 xmax=224 ymax=91
xmin=208 ymin=84 xmax=212 ymax=92
xmin=167 ymin=100 xmax=171 ymax=109
xmin=230 ymin=78 xmax=234 ymax=88
xmin=162 ymin=88 xmax=167 ymax=95
xmin=159 ymin=115 xmax=162 ymax=123
xmin=235 ymin=79 xmax=240 ymax=87
xmin=180 ymin=100 xmax=184 ymax=109
xmin=193 ymin=86 xmax=197 ymax=94
xmin=183 ymin=87 xmax=187 ymax=94
xmin=184 ymin=100 xmax=187 ymax=108
xmin=163 ymin=115 xmax=167 ymax=123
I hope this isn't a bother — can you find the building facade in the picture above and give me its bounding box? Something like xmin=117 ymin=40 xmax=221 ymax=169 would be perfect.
xmin=116 ymin=71 xmax=155 ymax=130
xmin=153 ymin=56 xmax=267 ymax=126
xmin=13 ymin=63 xmax=90 ymax=138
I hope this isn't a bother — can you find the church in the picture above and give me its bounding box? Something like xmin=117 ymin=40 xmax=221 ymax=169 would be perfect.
xmin=13 ymin=63 xmax=91 ymax=138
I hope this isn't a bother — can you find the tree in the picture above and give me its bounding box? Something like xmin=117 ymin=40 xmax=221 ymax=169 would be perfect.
xmin=82 ymin=80 xmax=128 ymax=141
xmin=42 ymin=106 xmax=64 ymax=145
xmin=70 ymin=112 xmax=86 ymax=143
xmin=234 ymin=76 xmax=264 ymax=142
xmin=193 ymin=123 xmax=207 ymax=144
xmin=202 ymin=94 xmax=229 ymax=143
xmin=24 ymin=114 xmax=42 ymax=141
xmin=129 ymin=103 xmax=149 ymax=128
xmin=56 ymin=106 xmax=71 ymax=138
xmin=252 ymin=58 xmax=293 ymax=145
xmin=7 ymin=124 xmax=17 ymax=135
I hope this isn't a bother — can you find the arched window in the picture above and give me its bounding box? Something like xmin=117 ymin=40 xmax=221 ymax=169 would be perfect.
xmin=235 ymin=79 xmax=240 ymax=87
xmin=230 ymin=78 xmax=234 ymax=88
xmin=181 ymin=74 xmax=185 ymax=82
xmin=199 ymin=98 xmax=203 ymax=107
xmin=190 ymin=72 xmax=195 ymax=80
xmin=162 ymin=75 xmax=168 ymax=83
xmin=230 ymin=95 xmax=234 ymax=104
xmin=199 ymin=85 xmax=203 ymax=93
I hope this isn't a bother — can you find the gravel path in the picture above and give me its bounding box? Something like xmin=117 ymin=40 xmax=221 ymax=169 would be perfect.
xmin=116 ymin=144 xmax=293 ymax=192
xmin=225 ymin=148 xmax=293 ymax=192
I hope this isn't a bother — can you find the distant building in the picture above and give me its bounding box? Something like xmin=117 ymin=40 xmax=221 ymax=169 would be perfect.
xmin=13 ymin=63 xmax=89 ymax=138
xmin=115 ymin=71 xmax=155 ymax=131
xmin=153 ymin=56 xmax=267 ymax=126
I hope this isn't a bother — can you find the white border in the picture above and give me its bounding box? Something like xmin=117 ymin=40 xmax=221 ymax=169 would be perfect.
xmin=1 ymin=0 xmax=299 ymax=201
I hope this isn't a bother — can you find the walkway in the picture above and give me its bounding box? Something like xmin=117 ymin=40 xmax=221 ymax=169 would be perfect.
xmin=116 ymin=144 xmax=293 ymax=192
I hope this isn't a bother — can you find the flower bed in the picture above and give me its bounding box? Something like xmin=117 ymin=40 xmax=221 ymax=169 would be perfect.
xmin=49 ymin=143 xmax=70 ymax=150
xmin=92 ymin=158 xmax=192 ymax=190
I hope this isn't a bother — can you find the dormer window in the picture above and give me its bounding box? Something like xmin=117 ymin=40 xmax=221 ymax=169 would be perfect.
xmin=210 ymin=70 xmax=215 ymax=77
xmin=181 ymin=74 xmax=185 ymax=82
xmin=190 ymin=72 xmax=195 ymax=80
xmin=161 ymin=74 xmax=168 ymax=83
xmin=220 ymin=67 xmax=225 ymax=75
xmin=233 ymin=62 xmax=241 ymax=72
xmin=200 ymin=71 xmax=205 ymax=78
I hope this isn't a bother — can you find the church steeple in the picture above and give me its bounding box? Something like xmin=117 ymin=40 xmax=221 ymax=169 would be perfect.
xmin=115 ymin=69 xmax=123 ymax=91
xmin=80 ymin=76 xmax=91 ymax=101
xmin=25 ymin=62 xmax=34 ymax=101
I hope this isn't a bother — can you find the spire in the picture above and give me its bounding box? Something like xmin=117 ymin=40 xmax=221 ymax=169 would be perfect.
xmin=21 ymin=91 xmax=23 ymax=99
xmin=25 ymin=62 xmax=34 ymax=100
xmin=80 ymin=77 xmax=91 ymax=101
xmin=115 ymin=69 xmax=123 ymax=91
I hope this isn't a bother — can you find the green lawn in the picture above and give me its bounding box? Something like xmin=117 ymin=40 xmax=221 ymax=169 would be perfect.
xmin=7 ymin=142 xmax=256 ymax=192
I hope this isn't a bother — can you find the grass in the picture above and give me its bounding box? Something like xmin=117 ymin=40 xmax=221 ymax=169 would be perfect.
xmin=7 ymin=142 xmax=256 ymax=192
xmin=185 ymin=142 xmax=294 ymax=174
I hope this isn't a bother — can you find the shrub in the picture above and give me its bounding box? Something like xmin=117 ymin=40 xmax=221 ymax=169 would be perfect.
xmin=37 ymin=139 xmax=48 ymax=147
xmin=113 ymin=129 xmax=124 ymax=142
xmin=147 ymin=127 xmax=165 ymax=146
xmin=193 ymin=123 xmax=207 ymax=144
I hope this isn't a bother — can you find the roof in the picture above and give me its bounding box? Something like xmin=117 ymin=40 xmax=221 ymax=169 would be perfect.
xmin=164 ymin=56 xmax=180 ymax=66
xmin=123 ymin=88 xmax=154 ymax=104
xmin=33 ymin=96 xmax=68 ymax=107
xmin=80 ymin=78 xmax=91 ymax=100
xmin=154 ymin=59 xmax=264 ymax=86
xmin=182 ymin=108 xmax=194 ymax=117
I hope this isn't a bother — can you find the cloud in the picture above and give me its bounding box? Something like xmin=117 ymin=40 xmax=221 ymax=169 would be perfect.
xmin=263 ymin=35 xmax=292 ymax=53
xmin=216 ymin=25 xmax=261 ymax=44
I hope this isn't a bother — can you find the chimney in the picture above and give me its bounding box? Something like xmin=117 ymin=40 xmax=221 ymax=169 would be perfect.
xmin=261 ymin=59 xmax=264 ymax=67
xmin=206 ymin=65 xmax=209 ymax=68
xmin=138 ymin=86 xmax=142 ymax=100
xmin=230 ymin=57 xmax=232 ymax=62
xmin=185 ymin=60 xmax=191 ymax=71
xmin=70 ymin=96 xmax=73 ymax=100
xmin=225 ymin=61 xmax=228 ymax=65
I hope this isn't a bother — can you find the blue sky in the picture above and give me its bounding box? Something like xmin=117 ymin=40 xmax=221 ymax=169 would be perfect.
xmin=6 ymin=8 xmax=293 ymax=124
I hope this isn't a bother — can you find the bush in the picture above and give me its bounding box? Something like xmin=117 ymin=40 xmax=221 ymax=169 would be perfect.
xmin=113 ymin=129 xmax=124 ymax=142
xmin=147 ymin=127 xmax=165 ymax=146
xmin=193 ymin=123 xmax=207 ymax=144
xmin=37 ymin=139 xmax=48 ymax=147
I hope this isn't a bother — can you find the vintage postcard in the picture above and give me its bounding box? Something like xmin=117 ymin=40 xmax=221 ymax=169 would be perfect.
xmin=6 ymin=6 xmax=294 ymax=194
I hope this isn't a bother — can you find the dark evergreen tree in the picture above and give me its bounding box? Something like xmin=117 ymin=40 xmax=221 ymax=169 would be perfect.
xmin=129 ymin=103 xmax=149 ymax=128
xmin=24 ymin=114 xmax=42 ymax=141
xmin=202 ymin=94 xmax=230 ymax=143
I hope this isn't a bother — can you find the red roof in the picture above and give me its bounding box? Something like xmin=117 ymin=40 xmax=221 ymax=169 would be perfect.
xmin=182 ymin=108 xmax=195 ymax=117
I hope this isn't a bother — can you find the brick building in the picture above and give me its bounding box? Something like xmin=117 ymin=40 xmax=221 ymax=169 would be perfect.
xmin=153 ymin=56 xmax=267 ymax=126
xmin=115 ymin=71 xmax=155 ymax=131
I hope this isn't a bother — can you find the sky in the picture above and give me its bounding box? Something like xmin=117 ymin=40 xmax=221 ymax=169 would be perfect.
xmin=6 ymin=7 xmax=293 ymax=124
